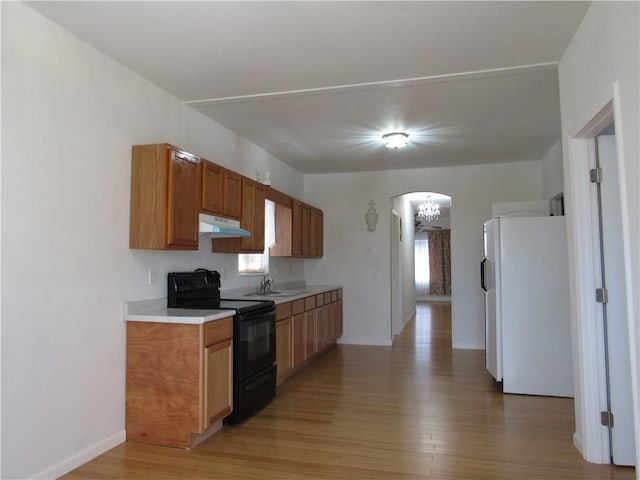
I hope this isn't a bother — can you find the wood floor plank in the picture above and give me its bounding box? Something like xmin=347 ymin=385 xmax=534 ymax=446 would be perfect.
xmin=61 ymin=302 xmax=635 ymax=479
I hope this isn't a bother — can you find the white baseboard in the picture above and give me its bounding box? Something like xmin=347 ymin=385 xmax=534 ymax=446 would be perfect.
xmin=573 ymin=432 xmax=584 ymax=458
xmin=452 ymin=342 xmax=484 ymax=350
xmin=33 ymin=430 xmax=125 ymax=479
xmin=416 ymin=295 xmax=451 ymax=302
xmin=338 ymin=338 xmax=392 ymax=347
xmin=400 ymin=309 xmax=416 ymax=332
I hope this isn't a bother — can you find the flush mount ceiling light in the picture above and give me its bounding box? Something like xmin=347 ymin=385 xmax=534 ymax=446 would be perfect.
xmin=382 ymin=132 xmax=410 ymax=149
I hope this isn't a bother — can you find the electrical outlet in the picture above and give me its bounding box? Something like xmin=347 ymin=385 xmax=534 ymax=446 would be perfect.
xmin=148 ymin=269 xmax=157 ymax=286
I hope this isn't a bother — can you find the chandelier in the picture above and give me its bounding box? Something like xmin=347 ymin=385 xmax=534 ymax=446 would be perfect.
xmin=417 ymin=200 xmax=440 ymax=222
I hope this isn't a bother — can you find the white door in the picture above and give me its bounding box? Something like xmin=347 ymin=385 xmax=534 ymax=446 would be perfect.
xmin=596 ymin=134 xmax=635 ymax=466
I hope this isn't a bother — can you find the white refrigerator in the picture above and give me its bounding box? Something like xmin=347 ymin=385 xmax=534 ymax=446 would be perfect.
xmin=482 ymin=216 xmax=573 ymax=397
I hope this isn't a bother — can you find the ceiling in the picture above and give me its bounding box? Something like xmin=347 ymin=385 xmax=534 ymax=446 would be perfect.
xmin=28 ymin=1 xmax=590 ymax=174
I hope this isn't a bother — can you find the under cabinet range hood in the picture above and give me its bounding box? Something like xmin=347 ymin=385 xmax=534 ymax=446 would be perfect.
xmin=199 ymin=213 xmax=251 ymax=238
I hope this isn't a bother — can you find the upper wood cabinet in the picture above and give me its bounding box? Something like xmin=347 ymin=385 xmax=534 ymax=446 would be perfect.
xmin=201 ymin=160 xmax=224 ymax=214
xmin=130 ymin=143 xmax=200 ymax=250
xmin=222 ymin=170 xmax=242 ymax=219
xmin=271 ymin=195 xmax=322 ymax=259
xmin=291 ymin=200 xmax=303 ymax=256
xmin=201 ymin=160 xmax=242 ymax=220
xmin=211 ymin=177 xmax=265 ymax=254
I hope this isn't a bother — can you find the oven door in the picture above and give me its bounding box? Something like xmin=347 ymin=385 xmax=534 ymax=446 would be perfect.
xmin=235 ymin=308 xmax=276 ymax=381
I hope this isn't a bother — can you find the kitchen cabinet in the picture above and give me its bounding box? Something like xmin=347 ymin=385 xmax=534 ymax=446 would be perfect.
xmin=301 ymin=204 xmax=312 ymax=256
xmin=309 ymin=208 xmax=319 ymax=256
xmin=275 ymin=303 xmax=293 ymax=383
xmin=316 ymin=210 xmax=324 ymax=258
xmin=203 ymin=320 xmax=234 ymax=428
xmin=270 ymin=202 xmax=292 ymax=257
xmin=126 ymin=317 xmax=233 ymax=448
xmin=268 ymin=190 xmax=323 ymax=258
xmin=291 ymin=299 xmax=306 ymax=368
xmin=273 ymin=289 xmax=343 ymax=385
xmin=130 ymin=143 xmax=201 ymax=250
xmin=200 ymin=160 xmax=242 ymax=220
xmin=212 ymin=177 xmax=265 ymax=254
xmin=291 ymin=200 xmax=303 ymax=256
xmin=304 ymin=296 xmax=317 ymax=359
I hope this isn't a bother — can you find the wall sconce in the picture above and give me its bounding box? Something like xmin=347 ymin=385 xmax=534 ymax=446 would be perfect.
xmin=365 ymin=200 xmax=379 ymax=232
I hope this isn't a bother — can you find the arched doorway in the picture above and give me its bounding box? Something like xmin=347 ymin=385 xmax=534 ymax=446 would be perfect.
xmin=390 ymin=191 xmax=452 ymax=343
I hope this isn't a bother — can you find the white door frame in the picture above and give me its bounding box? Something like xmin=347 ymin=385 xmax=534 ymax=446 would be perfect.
xmin=564 ymin=82 xmax=637 ymax=464
xmin=390 ymin=209 xmax=402 ymax=342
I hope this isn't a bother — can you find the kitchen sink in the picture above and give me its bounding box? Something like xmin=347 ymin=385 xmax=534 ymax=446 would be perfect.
xmin=245 ymin=289 xmax=310 ymax=297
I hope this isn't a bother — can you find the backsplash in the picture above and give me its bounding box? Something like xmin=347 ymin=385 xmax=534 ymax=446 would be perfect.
xmin=129 ymin=236 xmax=305 ymax=301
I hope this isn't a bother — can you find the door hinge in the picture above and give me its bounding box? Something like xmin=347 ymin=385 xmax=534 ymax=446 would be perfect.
xmin=596 ymin=288 xmax=609 ymax=304
xmin=601 ymin=410 xmax=614 ymax=427
xmin=590 ymin=168 xmax=602 ymax=184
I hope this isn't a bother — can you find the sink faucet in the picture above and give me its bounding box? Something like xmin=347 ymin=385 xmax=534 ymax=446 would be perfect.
xmin=259 ymin=275 xmax=274 ymax=295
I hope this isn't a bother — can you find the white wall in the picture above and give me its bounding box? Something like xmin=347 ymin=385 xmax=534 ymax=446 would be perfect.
xmin=558 ymin=1 xmax=639 ymax=470
xmin=1 ymin=3 xmax=305 ymax=478
xmin=541 ymin=140 xmax=564 ymax=200
xmin=303 ymin=161 xmax=543 ymax=349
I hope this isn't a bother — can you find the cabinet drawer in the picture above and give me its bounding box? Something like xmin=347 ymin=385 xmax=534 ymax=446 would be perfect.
xmin=324 ymin=292 xmax=331 ymax=304
xmin=292 ymin=299 xmax=305 ymax=315
xmin=337 ymin=289 xmax=343 ymax=300
xmin=331 ymin=290 xmax=338 ymax=302
xmin=204 ymin=317 xmax=233 ymax=347
xmin=315 ymin=294 xmax=324 ymax=307
xmin=305 ymin=296 xmax=316 ymax=311
xmin=276 ymin=302 xmax=292 ymax=321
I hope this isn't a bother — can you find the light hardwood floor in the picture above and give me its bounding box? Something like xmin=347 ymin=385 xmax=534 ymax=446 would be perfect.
xmin=63 ymin=302 xmax=634 ymax=479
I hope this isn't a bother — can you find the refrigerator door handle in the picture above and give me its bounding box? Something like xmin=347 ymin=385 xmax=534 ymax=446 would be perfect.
xmin=480 ymin=257 xmax=487 ymax=292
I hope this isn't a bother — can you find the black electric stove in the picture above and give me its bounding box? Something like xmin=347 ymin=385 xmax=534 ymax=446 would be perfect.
xmin=167 ymin=269 xmax=274 ymax=314
xmin=167 ymin=269 xmax=277 ymax=425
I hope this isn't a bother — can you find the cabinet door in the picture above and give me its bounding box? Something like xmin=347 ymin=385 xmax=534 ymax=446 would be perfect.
xmin=204 ymin=339 xmax=233 ymax=428
xmin=239 ymin=179 xmax=255 ymax=251
xmin=167 ymin=148 xmax=200 ymax=248
xmin=315 ymin=305 xmax=325 ymax=351
xmin=310 ymin=208 xmax=319 ymax=257
xmin=291 ymin=200 xmax=303 ymax=256
xmin=292 ymin=313 xmax=306 ymax=367
xmin=201 ymin=160 xmax=224 ymax=215
xmin=252 ymin=183 xmax=265 ymax=252
xmin=238 ymin=178 xmax=265 ymax=253
xmin=301 ymin=204 xmax=311 ymax=257
xmin=304 ymin=310 xmax=317 ymax=359
xmin=276 ymin=319 xmax=292 ymax=382
xmin=317 ymin=210 xmax=324 ymax=258
xmin=223 ymin=170 xmax=242 ymax=219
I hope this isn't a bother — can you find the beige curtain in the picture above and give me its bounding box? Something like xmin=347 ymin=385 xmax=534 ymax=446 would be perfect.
xmin=428 ymin=230 xmax=451 ymax=296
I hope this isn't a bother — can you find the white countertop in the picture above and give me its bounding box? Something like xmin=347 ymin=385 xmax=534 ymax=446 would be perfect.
xmin=124 ymin=285 xmax=342 ymax=324
xmin=124 ymin=298 xmax=234 ymax=325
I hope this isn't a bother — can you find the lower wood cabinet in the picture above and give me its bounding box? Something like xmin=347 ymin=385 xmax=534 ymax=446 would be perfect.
xmin=275 ymin=303 xmax=293 ymax=383
xmin=305 ymin=310 xmax=317 ymax=359
xmin=126 ymin=317 xmax=233 ymax=448
xmin=276 ymin=289 xmax=343 ymax=385
xmin=292 ymin=312 xmax=306 ymax=368
xmin=204 ymin=338 xmax=233 ymax=427
xmin=275 ymin=318 xmax=292 ymax=383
